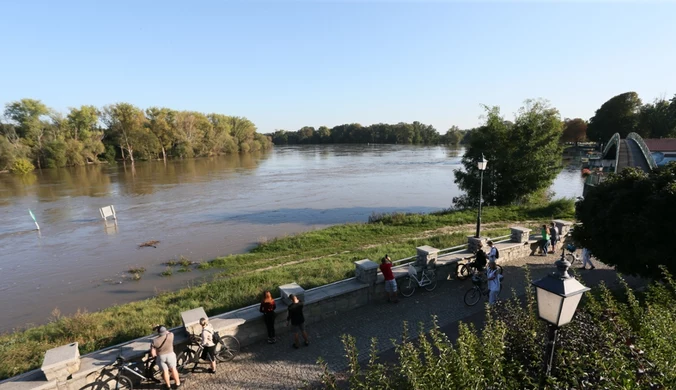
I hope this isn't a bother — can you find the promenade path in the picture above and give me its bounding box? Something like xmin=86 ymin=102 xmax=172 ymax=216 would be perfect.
xmin=180 ymin=252 xmax=639 ymax=390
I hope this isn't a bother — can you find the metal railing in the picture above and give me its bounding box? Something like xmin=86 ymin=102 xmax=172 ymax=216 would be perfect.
xmin=627 ymin=132 xmax=658 ymax=170
xmin=602 ymin=132 xmax=620 ymax=158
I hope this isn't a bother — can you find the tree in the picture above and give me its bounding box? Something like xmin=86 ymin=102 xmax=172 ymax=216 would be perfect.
xmin=453 ymin=100 xmax=564 ymax=208
xmin=573 ymin=164 xmax=676 ymax=278
xmin=101 ymin=103 xmax=147 ymax=164
xmin=317 ymin=126 xmax=331 ymax=143
xmin=146 ymin=107 xmax=176 ymax=162
xmin=4 ymin=99 xmax=51 ymax=169
xmin=638 ymin=98 xmax=676 ymax=139
xmin=560 ymin=118 xmax=587 ymax=143
xmin=587 ymin=92 xmax=642 ymax=142
xmin=443 ymin=126 xmax=463 ymax=145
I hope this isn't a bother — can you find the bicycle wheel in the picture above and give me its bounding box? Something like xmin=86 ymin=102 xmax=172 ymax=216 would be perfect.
xmin=106 ymin=375 xmax=132 ymax=390
xmin=400 ymin=276 xmax=416 ymax=297
xmin=464 ymin=287 xmax=481 ymax=306
xmin=457 ymin=264 xmax=470 ymax=280
xmin=215 ymin=335 xmax=240 ymax=362
xmin=496 ymin=264 xmax=503 ymax=275
xmin=565 ymin=253 xmax=578 ymax=266
xmin=424 ymin=271 xmax=438 ymax=291
xmin=91 ymin=381 xmax=111 ymax=390
xmin=176 ymin=349 xmax=196 ymax=375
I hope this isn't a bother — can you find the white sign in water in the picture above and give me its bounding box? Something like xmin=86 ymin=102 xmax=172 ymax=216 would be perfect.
xmin=99 ymin=205 xmax=117 ymax=221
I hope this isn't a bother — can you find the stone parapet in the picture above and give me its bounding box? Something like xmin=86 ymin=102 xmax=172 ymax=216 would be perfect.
xmin=354 ymin=259 xmax=379 ymax=285
xmin=510 ymin=227 xmax=532 ymax=243
xmin=41 ymin=342 xmax=80 ymax=382
xmin=181 ymin=307 xmax=208 ymax=336
xmin=279 ymin=282 xmax=305 ymax=304
xmin=467 ymin=236 xmax=488 ymax=253
xmin=416 ymin=245 xmax=439 ymax=268
xmin=553 ymin=220 xmax=574 ymax=237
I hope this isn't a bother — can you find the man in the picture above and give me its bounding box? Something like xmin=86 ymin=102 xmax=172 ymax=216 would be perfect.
xmin=580 ymin=247 xmax=596 ymax=270
xmin=380 ymin=254 xmax=399 ymax=303
xmin=549 ymin=222 xmax=559 ymax=254
xmin=487 ymin=241 xmax=498 ymax=263
xmin=199 ymin=318 xmax=217 ymax=374
xmin=287 ymin=294 xmax=310 ymax=349
xmin=150 ymin=325 xmax=181 ymax=389
xmin=486 ymin=261 xmax=501 ymax=305
xmin=470 ymin=244 xmax=487 ymax=272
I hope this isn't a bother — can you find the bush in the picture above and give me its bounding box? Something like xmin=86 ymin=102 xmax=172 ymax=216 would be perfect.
xmin=10 ymin=158 xmax=35 ymax=174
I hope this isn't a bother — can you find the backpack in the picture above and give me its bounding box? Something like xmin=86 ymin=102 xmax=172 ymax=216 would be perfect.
xmin=493 ymin=247 xmax=500 ymax=259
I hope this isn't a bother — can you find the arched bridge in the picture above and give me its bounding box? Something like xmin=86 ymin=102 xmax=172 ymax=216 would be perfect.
xmin=601 ymin=132 xmax=657 ymax=173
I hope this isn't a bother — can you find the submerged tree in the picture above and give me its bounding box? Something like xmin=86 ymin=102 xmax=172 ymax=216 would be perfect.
xmin=453 ymin=100 xmax=564 ymax=208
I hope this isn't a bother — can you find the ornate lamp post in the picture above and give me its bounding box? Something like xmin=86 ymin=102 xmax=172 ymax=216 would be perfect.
xmin=474 ymin=154 xmax=488 ymax=238
xmin=532 ymin=257 xmax=590 ymax=384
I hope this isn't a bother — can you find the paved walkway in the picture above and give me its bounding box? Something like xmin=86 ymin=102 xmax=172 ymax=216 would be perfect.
xmin=179 ymin=252 xmax=638 ymax=390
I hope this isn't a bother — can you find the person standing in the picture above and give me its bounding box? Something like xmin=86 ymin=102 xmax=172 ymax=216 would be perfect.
xmin=549 ymin=222 xmax=559 ymax=254
xmin=580 ymin=247 xmax=596 ymax=270
xmin=540 ymin=225 xmax=550 ymax=256
xmin=287 ymin=294 xmax=309 ymax=349
xmin=470 ymin=244 xmax=487 ymax=272
xmin=380 ymin=254 xmax=399 ymax=303
xmin=199 ymin=318 xmax=217 ymax=374
xmin=487 ymin=241 xmax=498 ymax=263
xmin=150 ymin=325 xmax=181 ymax=389
xmin=486 ymin=261 xmax=501 ymax=305
xmin=260 ymin=291 xmax=277 ymax=344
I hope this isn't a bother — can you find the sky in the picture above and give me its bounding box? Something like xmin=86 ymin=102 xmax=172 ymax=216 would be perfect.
xmin=1 ymin=0 xmax=675 ymax=134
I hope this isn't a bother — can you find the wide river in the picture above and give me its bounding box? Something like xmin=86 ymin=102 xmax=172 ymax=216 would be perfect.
xmin=0 ymin=145 xmax=583 ymax=332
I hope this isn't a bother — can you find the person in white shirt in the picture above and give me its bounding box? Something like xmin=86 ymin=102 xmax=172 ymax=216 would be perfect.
xmin=487 ymin=241 xmax=498 ymax=263
xmin=199 ymin=318 xmax=217 ymax=374
xmin=486 ymin=261 xmax=501 ymax=305
xmin=580 ymin=247 xmax=596 ymax=270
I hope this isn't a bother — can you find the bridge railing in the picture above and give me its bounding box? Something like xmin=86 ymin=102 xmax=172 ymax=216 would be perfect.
xmin=627 ymin=132 xmax=658 ymax=170
xmin=602 ymin=133 xmax=620 ymax=157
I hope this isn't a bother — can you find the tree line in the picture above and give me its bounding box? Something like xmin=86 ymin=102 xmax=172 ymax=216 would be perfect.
xmin=268 ymin=122 xmax=471 ymax=146
xmin=0 ymin=99 xmax=272 ymax=173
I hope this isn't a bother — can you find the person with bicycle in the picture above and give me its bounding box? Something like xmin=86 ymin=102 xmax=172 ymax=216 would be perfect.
xmin=469 ymin=244 xmax=487 ymax=272
xmin=150 ymin=325 xmax=182 ymax=389
xmin=486 ymin=261 xmax=501 ymax=305
xmin=487 ymin=241 xmax=498 ymax=263
xmin=199 ymin=318 xmax=217 ymax=374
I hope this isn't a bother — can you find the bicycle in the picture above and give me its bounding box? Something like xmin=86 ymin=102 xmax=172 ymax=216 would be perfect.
xmin=176 ymin=332 xmax=240 ymax=374
xmin=457 ymin=260 xmax=503 ymax=280
xmin=463 ymin=273 xmax=503 ymax=306
xmin=399 ymin=264 xmax=438 ymax=297
xmin=563 ymin=243 xmax=581 ymax=266
xmin=95 ymin=354 xmax=166 ymax=390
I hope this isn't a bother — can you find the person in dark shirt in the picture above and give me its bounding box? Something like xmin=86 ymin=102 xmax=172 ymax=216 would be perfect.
xmin=286 ymin=294 xmax=309 ymax=349
xmin=470 ymin=244 xmax=487 ymax=272
xmin=260 ymin=290 xmax=277 ymax=344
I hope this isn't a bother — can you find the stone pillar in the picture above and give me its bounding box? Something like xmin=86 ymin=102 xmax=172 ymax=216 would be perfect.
xmin=354 ymin=259 xmax=379 ymax=285
xmin=553 ymin=220 xmax=574 ymax=236
xmin=467 ymin=236 xmax=487 ymax=253
xmin=41 ymin=342 xmax=80 ymax=381
xmin=510 ymin=227 xmax=532 ymax=243
xmin=181 ymin=307 xmax=208 ymax=336
xmin=416 ymin=245 xmax=439 ymax=268
xmin=279 ymin=282 xmax=305 ymax=305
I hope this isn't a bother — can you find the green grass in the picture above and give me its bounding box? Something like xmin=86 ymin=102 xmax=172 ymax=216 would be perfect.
xmin=160 ymin=267 xmax=173 ymax=277
xmin=0 ymin=200 xmax=573 ymax=379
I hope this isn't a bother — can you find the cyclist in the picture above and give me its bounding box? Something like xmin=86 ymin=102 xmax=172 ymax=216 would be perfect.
xmin=150 ymin=325 xmax=181 ymax=389
xmin=199 ymin=318 xmax=217 ymax=374
xmin=469 ymin=244 xmax=487 ymax=273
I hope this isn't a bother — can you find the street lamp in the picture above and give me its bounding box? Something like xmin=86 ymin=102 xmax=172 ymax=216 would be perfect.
xmin=531 ymin=256 xmax=590 ymax=383
xmin=474 ymin=154 xmax=488 ymax=238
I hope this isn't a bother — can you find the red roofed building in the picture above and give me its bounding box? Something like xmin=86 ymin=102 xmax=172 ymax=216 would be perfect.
xmin=644 ymin=138 xmax=676 ymax=166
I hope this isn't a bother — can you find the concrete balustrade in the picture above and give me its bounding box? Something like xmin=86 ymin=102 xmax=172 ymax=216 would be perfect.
xmin=466 ymin=236 xmax=487 ymax=253
xmin=181 ymin=307 xmax=209 ymax=336
xmin=279 ymin=282 xmax=305 ymax=304
xmin=415 ymin=245 xmax=439 ymax=268
xmin=510 ymin=227 xmax=532 ymax=243
xmin=354 ymin=259 xmax=379 ymax=285
xmin=554 ymin=220 xmax=574 ymax=237
xmin=41 ymin=343 xmax=80 ymax=381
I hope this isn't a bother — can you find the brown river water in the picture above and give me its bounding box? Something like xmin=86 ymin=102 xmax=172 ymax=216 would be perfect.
xmin=0 ymin=145 xmax=583 ymax=332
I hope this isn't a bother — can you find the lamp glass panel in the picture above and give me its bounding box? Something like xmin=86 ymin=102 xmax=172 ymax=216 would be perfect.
xmin=557 ymin=293 xmax=583 ymax=326
xmin=535 ymin=287 xmax=564 ymax=325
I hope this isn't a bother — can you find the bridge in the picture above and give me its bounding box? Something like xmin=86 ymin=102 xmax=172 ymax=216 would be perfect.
xmin=583 ymin=132 xmax=657 ymax=193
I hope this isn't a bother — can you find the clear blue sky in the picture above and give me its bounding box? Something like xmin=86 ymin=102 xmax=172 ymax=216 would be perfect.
xmin=1 ymin=1 xmax=675 ymax=133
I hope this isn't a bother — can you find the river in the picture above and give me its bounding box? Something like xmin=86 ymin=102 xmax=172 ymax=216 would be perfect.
xmin=0 ymin=145 xmax=583 ymax=332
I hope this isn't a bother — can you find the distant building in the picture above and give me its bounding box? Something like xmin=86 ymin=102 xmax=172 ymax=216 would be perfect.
xmin=644 ymin=139 xmax=676 ymax=166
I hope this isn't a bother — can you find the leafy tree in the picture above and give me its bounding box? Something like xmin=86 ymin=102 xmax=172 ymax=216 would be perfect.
xmin=443 ymin=126 xmax=463 ymax=145
xmin=573 ymin=164 xmax=676 ymax=278
xmin=560 ymin=118 xmax=587 ymax=143
xmin=317 ymin=126 xmax=331 ymax=143
xmin=639 ymin=98 xmax=676 ymax=139
xmin=146 ymin=107 xmax=177 ymax=162
xmin=587 ymin=92 xmax=642 ymax=141
xmin=101 ymin=103 xmax=147 ymax=164
xmin=453 ymin=100 xmax=564 ymax=208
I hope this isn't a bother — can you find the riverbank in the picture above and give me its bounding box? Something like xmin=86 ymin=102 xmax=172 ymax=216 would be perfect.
xmin=0 ymin=199 xmax=574 ymax=379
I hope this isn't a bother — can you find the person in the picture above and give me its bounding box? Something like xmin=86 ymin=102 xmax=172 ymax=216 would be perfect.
xmin=469 ymin=244 xmax=487 ymax=272
xmin=199 ymin=318 xmax=217 ymax=374
xmin=540 ymin=225 xmax=550 ymax=256
xmin=486 ymin=261 xmax=501 ymax=305
xmin=150 ymin=325 xmax=181 ymax=389
xmin=259 ymin=291 xmax=277 ymax=344
xmin=380 ymin=254 xmax=399 ymax=303
xmin=286 ymin=294 xmax=309 ymax=349
xmin=580 ymin=247 xmax=596 ymax=270
xmin=487 ymin=241 xmax=498 ymax=263
xmin=549 ymin=222 xmax=559 ymax=254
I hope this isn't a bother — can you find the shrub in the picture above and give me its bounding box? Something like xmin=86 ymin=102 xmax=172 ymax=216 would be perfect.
xmin=10 ymin=158 xmax=34 ymax=174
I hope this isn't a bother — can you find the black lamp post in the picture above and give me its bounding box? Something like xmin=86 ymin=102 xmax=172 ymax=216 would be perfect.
xmin=531 ymin=256 xmax=590 ymax=386
xmin=474 ymin=154 xmax=488 ymax=238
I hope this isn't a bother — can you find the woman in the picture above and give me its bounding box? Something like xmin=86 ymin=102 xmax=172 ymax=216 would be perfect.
xmin=199 ymin=317 xmax=217 ymax=374
xmin=540 ymin=224 xmax=550 ymax=256
xmin=259 ymin=291 xmax=277 ymax=344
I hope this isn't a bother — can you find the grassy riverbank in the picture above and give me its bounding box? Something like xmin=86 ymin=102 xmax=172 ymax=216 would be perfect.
xmin=0 ymin=200 xmax=574 ymax=380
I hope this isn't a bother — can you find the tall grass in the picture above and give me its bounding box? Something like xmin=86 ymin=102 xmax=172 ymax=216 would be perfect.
xmin=0 ymin=200 xmax=573 ymax=379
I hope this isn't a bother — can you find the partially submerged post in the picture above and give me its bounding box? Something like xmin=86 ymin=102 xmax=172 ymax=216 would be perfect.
xmin=29 ymin=209 xmax=40 ymax=231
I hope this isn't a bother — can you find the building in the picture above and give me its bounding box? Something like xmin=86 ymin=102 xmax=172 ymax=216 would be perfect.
xmin=644 ymin=138 xmax=676 ymax=166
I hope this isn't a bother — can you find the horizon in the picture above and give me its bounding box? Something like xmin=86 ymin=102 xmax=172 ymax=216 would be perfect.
xmin=1 ymin=1 xmax=674 ymax=133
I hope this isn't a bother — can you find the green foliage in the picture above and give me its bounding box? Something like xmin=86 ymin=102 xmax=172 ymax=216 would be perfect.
xmin=319 ymin=270 xmax=676 ymax=390
xmin=560 ymin=118 xmax=587 ymax=143
xmin=587 ymin=92 xmax=643 ymax=141
xmin=270 ymin=121 xmax=440 ymax=145
xmin=9 ymin=158 xmax=34 ymax=174
xmin=573 ymin=163 xmax=676 ymax=278
xmin=453 ymin=100 xmax=564 ymax=207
